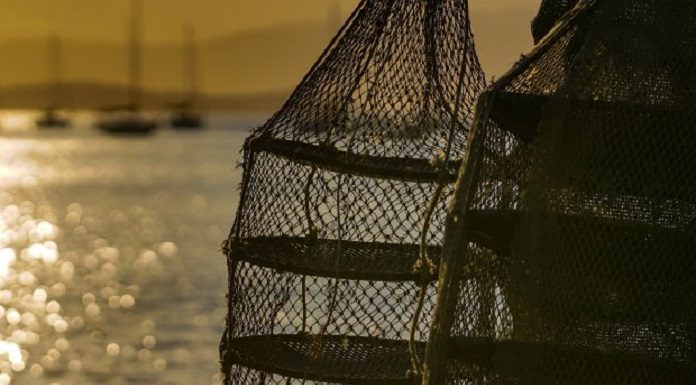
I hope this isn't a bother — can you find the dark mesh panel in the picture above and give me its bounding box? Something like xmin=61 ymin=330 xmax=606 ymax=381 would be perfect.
xmin=532 ymin=0 xmax=581 ymax=43
xmin=221 ymin=0 xmax=485 ymax=383
xmin=427 ymin=0 xmax=696 ymax=384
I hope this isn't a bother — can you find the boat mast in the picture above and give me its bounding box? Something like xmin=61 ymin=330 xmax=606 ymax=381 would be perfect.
xmin=183 ymin=23 xmax=198 ymax=107
xmin=47 ymin=35 xmax=62 ymax=110
xmin=129 ymin=0 xmax=144 ymax=111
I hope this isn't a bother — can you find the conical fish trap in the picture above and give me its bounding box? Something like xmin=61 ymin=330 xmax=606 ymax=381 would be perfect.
xmin=531 ymin=0 xmax=581 ymax=43
xmin=425 ymin=0 xmax=696 ymax=384
xmin=220 ymin=0 xmax=484 ymax=383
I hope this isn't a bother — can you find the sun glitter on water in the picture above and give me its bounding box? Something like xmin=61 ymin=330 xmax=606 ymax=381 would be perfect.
xmin=0 ymin=189 xmax=178 ymax=384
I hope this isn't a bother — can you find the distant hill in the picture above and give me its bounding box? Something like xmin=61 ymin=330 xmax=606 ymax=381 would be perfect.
xmin=0 ymin=21 xmax=334 ymax=104
xmin=0 ymin=82 xmax=288 ymax=111
xmin=0 ymin=9 xmax=537 ymax=110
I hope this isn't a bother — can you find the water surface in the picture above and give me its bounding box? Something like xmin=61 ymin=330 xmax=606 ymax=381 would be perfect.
xmin=0 ymin=111 xmax=260 ymax=385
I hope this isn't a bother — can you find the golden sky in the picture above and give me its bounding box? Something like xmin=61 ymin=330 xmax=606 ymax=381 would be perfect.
xmin=0 ymin=1 xmax=538 ymax=42
xmin=0 ymin=1 xmax=543 ymax=93
xmin=0 ymin=0 xmax=353 ymax=43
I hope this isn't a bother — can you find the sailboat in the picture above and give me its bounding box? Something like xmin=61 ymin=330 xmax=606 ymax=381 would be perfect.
xmin=170 ymin=24 xmax=204 ymax=129
xmin=96 ymin=0 xmax=157 ymax=135
xmin=36 ymin=36 xmax=70 ymax=129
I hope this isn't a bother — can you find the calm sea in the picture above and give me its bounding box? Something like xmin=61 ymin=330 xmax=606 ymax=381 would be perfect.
xmin=0 ymin=110 xmax=262 ymax=385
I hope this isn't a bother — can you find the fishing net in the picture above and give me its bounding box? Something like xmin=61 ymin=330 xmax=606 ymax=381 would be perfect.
xmin=424 ymin=0 xmax=696 ymax=384
xmin=531 ymin=0 xmax=580 ymax=43
xmin=220 ymin=0 xmax=485 ymax=383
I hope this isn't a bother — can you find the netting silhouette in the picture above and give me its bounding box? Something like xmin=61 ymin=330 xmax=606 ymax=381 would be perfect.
xmin=424 ymin=0 xmax=696 ymax=384
xmin=531 ymin=0 xmax=580 ymax=43
xmin=220 ymin=0 xmax=484 ymax=383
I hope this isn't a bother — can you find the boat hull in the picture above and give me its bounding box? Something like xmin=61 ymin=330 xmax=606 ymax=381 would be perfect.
xmin=36 ymin=111 xmax=71 ymax=129
xmin=170 ymin=112 xmax=204 ymax=129
xmin=97 ymin=118 xmax=158 ymax=135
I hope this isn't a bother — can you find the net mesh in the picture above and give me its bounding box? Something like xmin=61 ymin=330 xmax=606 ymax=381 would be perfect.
xmin=431 ymin=0 xmax=696 ymax=384
xmin=220 ymin=0 xmax=484 ymax=383
xmin=531 ymin=0 xmax=581 ymax=43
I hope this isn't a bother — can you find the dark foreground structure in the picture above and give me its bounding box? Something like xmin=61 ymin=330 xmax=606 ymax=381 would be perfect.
xmin=425 ymin=0 xmax=696 ymax=384
xmin=220 ymin=0 xmax=484 ymax=383
xmin=222 ymin=0 xmax=696 ymax=384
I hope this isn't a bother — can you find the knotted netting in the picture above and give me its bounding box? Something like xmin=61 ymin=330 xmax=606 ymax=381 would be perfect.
xmin=424 ymin=0 xmax=696 ymax=384
xmin=221 ymin=0 xmax=484 ymax=383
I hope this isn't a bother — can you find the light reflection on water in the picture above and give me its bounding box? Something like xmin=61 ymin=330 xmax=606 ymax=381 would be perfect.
xmin=0 ymin=111 xmax=257 ymax=384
